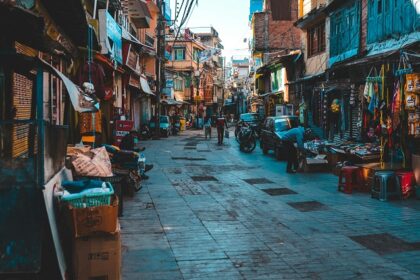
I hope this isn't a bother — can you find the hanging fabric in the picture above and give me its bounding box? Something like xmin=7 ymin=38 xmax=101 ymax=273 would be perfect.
xmin=392 ymin=80 xmax=401 ymax=130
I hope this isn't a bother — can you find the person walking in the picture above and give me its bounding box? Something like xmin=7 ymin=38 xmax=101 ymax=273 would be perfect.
xmin=281 ymin=126 xmax=310 ymax=174
xmin=204 ymin=116 xmax=212 ymax=140
xmin=216 ymin=112 xmax=228 ymax=145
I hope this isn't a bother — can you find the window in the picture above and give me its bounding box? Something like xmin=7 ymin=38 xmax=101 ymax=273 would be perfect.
xmin=307 ymin=21 xmax=326 ymax=57
xmin=174 ymin=78 xmax=184 ymax=91
xmin=377 ymin=0 xmax=382 ymax=14
xmin=193 ymin=48 xmax=201 ymax=62
xmin=174 ymin=47 xmax=185 ymax=61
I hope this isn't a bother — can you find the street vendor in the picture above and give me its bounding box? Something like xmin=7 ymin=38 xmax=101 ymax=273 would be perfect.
xmin=282 ymin=126 xmax=312 ymax=174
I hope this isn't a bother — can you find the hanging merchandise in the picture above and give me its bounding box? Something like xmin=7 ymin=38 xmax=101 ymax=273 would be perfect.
xmin=331 ymin=98 xmax=340 ymax=113
xmin=78 ymin=61 xmax=106 ymax=99
xmin=80 ymin=111 xmax=102 ymax=134
xmin=391 ymin=81 xmax=401 ymax=130
xmin=405 ymin=93 xmax=419 ymax=110
xmin=299 ymin=101 xmax=306 ymax=125
xmin=405 ymin=73 xmax=419 ymax=92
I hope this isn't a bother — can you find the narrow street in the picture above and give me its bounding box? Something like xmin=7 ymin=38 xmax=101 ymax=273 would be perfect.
xmin=121 ymin=129 xmax=420 ymax=280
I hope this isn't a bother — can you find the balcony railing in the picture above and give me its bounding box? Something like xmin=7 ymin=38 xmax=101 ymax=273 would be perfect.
xmin=145 ymin=33 xmax=155 ymax=48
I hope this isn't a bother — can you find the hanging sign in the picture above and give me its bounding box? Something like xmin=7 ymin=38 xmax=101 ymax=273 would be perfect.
xmin=99 ymin=9 xmax=123 ymax=64
xmin=114 ymin=120 xmax=134 ymax=146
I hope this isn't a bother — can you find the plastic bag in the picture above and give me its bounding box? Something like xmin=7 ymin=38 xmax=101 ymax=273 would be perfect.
xmin=224 ymin=130 xmax=229 ymax=138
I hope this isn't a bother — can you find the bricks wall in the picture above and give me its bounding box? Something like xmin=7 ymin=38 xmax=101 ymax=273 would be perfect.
xmin=253 ymin=13 xmax=266 ymax=51
xmin=253 ymin=1 xmax=302 ymax=53
xmin=267 ymin=0 xmax=301 ymax=50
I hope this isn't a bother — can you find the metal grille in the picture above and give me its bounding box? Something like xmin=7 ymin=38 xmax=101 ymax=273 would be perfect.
xmin=262 ymin=188 xmax=297 ymax=196
xmin=287 ymin=201 xmax=328 ymax=212
xmin=243 ymin=178 xmax=274 ymax=185
xmin=350 ymin=233 xmax=420 ymax=255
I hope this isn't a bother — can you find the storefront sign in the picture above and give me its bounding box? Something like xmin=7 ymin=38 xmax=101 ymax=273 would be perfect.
xmin=126 ymin=46 xmax=139 ymax=73
xmin=99 ymin=9 xmax=123 ymax=64
xmin=114 ymin=120 xmax=134 ymax=146
xmin=164 ymin=0 xmax=171 ymax=22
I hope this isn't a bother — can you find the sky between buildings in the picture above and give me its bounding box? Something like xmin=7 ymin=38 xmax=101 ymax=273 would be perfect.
xmin=171 ymin=0 xmax=251 ymax=62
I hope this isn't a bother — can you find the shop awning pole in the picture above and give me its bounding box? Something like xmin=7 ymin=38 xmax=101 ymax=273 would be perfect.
xmin=36 ymin=65 xmax=44 ymax=187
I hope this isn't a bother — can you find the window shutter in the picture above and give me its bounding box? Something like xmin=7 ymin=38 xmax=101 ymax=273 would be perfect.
xmin=367 ymin=0 xmax=377 ymax=43
xmin=383 ymin=0 xmax=392 ymax=37
xmin=376 ymin=0 xmax=384 ymax=40
xmin=402 ymin=0 xmax=415 ymax=33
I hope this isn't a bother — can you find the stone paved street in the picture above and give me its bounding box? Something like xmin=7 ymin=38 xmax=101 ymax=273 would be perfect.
xmin=121 ymin=129 xmax=420 ymax=280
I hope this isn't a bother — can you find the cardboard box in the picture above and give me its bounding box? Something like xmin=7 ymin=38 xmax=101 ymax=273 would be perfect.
xmin=304 ymin=158 xmax=329 ymax=173
xmin=67 ymin=196 xmax=119 ymax=238
xmin=73 ymin=225 xmax=121 ymax=280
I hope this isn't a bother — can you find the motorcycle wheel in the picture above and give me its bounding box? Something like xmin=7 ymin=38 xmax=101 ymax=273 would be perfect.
xmin=129 ymin=170 xmax=142 ymax=192
xmin=240 ymin=138 xmax=256 ymax=153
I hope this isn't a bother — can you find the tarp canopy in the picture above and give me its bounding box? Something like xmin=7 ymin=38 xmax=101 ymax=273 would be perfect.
xmin=140 ymin=75 xmax=155 ymax=96
xmin=161 ymin=99 xmax=183 ymax=105
xmin=39 ymin=58 xmax=99 ymax=113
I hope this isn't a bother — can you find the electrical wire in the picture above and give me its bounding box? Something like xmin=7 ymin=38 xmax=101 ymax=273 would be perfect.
xmin=170 ymin=0 xmax=196 ymax=47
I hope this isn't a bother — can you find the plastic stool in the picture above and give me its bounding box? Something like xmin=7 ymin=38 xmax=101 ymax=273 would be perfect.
xmin=396 ymin=171 xmax=415 ymax=199
xmin=371 ymin=171 xmax=401 ymax=201
xmin=338 ymin=166 xmax=361 ymax=194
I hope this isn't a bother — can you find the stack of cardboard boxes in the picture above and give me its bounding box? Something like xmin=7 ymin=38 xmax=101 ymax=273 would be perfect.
xmin=66 ymin=196 xmax=121 ymax=280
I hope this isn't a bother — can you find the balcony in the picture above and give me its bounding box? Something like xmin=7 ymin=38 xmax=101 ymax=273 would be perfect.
xmin=145 ymin=33 xmax=155 ymax=48
xmin=122 ymin=0 xmax=152 ymax=29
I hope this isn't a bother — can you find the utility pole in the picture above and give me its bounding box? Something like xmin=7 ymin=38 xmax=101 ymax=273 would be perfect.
xmin=222 ymin=56 xmax=225 ymax=114
xmin=195 ymin=54 xmax=200 ymax=128
xmin=154 ymin=0 xmax=166 ymax=139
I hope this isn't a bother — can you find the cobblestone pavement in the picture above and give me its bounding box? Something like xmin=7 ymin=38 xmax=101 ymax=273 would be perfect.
xmin=121 ymin=129 xmax=420 ymax=280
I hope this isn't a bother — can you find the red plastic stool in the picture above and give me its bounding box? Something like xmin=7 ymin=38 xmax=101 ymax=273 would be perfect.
xmin=396 ymin=171 xmax=415 ymax=199
xmin=338 ymin=166 xmax=361 ymax=194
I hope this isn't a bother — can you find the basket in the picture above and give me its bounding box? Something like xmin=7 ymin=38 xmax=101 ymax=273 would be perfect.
xmin=61 ymin=182 xmax=114 ymax=208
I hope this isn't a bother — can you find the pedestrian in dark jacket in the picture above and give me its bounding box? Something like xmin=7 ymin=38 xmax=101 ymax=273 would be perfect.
xmin=216 ymin=112 xmax=228 ymax=145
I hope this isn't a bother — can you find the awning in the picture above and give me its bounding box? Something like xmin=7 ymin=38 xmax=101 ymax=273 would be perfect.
xmin=123 ymin=0 xmax=151 ymax=28
xmin=140 ymin=75 xmax=155 ymax=96
xmin=288 ymin=72 xmax=325 ymax=85
xmin=161 ymin=99 xmax=183 ymax=105
xmin=39 ymin=58 xmax=99 ymax=113
xmin=256 ymin=51 xmax=301 ymax=74
xmin=259 ymin=90 xmax=283 ymax=98
xmin=40 ymin=0 xmax=92 ymax=48
xmin=122 ymin=28 xmax=155 ymax=53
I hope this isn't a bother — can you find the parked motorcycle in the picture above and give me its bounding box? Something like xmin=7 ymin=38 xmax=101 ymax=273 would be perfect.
xmin=238 ymin=124 xmax=257 ymax=153
xmin=140 ymin=124 xmax=151 ymax=140
xmin=172 ymin=121 xmax=180 ymax=135
xmin=102 ymin=145 xmax=143 ymax=193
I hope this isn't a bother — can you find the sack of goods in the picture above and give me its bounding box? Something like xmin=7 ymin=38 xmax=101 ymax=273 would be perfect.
xmin=69 ymin=146 xmax=113 ymax=178
xmin=57 ymin=179 xmax=121 ymax=280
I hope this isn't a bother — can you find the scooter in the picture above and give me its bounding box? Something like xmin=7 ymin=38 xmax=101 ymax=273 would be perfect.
xmin=140 ymin=124 xmax=151 ymax=140
xmin=238 ymin=124 xmax=257 ymax=153
xmin=172 ymin=121 xmax=180 ymax=135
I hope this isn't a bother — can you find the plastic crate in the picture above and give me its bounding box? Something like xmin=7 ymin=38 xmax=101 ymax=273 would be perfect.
xmin=61 ymin=182 xmax=114 ymax=208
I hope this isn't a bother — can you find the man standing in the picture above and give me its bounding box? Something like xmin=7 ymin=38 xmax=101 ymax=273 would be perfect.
xmin=281 ymin=126 xmax=307 ymax=174
xmin=216 ymin=112 xmax=228 ymax=145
